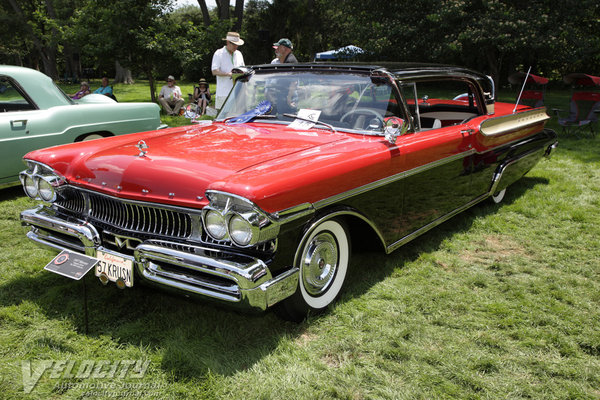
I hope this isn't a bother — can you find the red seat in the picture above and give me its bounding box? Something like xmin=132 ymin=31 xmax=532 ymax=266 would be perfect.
xmin=554 ymin=91 xmax=600 ymax=137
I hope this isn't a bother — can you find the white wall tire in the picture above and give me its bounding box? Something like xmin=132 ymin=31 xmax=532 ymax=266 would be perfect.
xmin=79 ymin=134 xmax=105 ymax=141
xmin=298 ymin=219 xmax=350 ymax=309
xmin=275 ymin=218 xmax=351 ymax=321
xmin=491 ymin=188 xmax=506 ymax=204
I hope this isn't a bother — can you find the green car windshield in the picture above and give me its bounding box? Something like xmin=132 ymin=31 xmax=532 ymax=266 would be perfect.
xmin=216 ymin=71 xmax=402 ymax=134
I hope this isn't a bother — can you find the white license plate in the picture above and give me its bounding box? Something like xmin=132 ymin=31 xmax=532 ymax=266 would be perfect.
xmin=95 ymin=250 xmax=134 ymax=288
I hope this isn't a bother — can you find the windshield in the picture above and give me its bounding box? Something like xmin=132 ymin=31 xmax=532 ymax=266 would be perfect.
xmin=217 ymin=71 xmax=402 ymax=134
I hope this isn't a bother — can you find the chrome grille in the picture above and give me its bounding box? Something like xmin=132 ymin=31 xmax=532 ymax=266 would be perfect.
xmin=57 ymin=189 xmax=193 ymax=239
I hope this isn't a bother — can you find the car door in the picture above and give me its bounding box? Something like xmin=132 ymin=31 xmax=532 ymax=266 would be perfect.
xmin=0 ymin=77 xmax=41 ymax=185
xmin=394 ymin=79 xmax=482 ymax=237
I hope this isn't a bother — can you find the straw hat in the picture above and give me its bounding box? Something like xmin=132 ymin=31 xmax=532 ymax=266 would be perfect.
xmin=223 ymin=32 xmax=244 ymax=46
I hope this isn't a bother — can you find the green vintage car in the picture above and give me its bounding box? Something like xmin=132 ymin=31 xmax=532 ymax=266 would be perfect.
xmin=0 ymin=65 xmax=166 ymax=188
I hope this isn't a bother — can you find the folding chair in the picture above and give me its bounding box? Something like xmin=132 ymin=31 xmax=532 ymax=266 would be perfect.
xmin=552 ymin=73 xmax=600 ymax=137
xmin=508 ymin=72 xmax=548 ymax=108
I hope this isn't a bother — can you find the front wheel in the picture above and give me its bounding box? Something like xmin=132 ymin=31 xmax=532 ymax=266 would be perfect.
xmin=275 ymin=218 xmax=351 ymax=321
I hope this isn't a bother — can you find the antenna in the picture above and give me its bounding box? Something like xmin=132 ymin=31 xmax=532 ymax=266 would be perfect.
xmin=513 ymin=66 xmax=532 ymax=113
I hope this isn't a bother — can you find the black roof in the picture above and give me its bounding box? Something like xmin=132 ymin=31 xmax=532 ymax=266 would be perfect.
xmin=247 ymin=62 xmax=492 ymax=89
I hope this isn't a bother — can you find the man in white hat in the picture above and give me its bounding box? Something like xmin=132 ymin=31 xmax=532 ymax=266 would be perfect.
xmin=211 ymin=31 xmax=245 ymax=110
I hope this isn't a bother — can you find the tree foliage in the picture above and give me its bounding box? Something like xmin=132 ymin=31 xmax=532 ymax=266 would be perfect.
xmin=2 ymin=0 xmax=599 ymax=93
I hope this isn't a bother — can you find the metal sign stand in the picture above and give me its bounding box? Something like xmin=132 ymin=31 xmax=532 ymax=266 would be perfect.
xmin=44 ymin=250 xmax=98 ymax=334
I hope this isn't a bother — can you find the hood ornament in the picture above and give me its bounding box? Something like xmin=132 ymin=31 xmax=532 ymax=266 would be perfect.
xmin=136 ymin=140 xmax=148 ymax=157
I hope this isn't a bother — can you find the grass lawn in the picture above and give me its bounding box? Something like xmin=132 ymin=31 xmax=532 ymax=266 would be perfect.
xmin=0 ymin=82 xmax=599 ymax=399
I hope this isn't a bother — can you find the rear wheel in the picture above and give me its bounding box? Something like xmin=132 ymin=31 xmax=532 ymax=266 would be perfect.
xmin=275 ymin=218 xmax=350 ymax=321
xmin=81 ymin=134 xmax=104 ymax=141
xmin=491 ymin=188 xmax=506 ymax=204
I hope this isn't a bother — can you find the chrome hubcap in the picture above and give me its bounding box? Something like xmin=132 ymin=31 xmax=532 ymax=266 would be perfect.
xmin=301 ymin=232 xmax=338 ymax=296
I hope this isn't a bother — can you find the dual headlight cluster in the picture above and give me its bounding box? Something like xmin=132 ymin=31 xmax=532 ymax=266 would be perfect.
xmin=201 ymin=191 xmax=279 ymax=248
xmin=19 ymin=161 xmax=65 ymax=203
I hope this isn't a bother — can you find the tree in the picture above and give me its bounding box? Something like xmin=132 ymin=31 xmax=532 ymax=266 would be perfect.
xmin=4 ymin=0 xmax=70 ymax=79
xmin=72 ymin=0 xmax=174 ymax=99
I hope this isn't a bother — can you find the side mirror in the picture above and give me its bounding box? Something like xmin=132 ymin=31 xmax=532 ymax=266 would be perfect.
xmin=231 ymin=66 xmax=254 ymax=82
xmin=384 ymin=117 xmax=408 ymax=144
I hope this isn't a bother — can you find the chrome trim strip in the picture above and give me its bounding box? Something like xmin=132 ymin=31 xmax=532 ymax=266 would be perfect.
xmin=386 ymin=193 xmax=489 ymax=253
xmin=479 ymin=108 xmax=550 ymax=136
xmin=60 ymin=185 xmax=204 ymax=215
xmin=313 ymin=149 xmax=475 ymax=210
xmin=273 ymin=202 xmax=314 ymax=219
xmin=386 ymin=145 xmax=546 ymax=254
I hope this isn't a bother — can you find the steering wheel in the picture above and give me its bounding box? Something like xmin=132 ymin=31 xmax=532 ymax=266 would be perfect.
xmin=340 ymin=108 xmax=385 ymax=130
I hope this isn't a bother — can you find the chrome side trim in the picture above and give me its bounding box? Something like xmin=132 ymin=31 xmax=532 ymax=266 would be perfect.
xmin=479 ymin=108 xmax=550 ymax=136
xmin=313 ymin=150 xmax=475 ymax=210
xmin=273 ymin=202 xmax=314 ymax=219
xmin=385 ymin=144 xmax=546 ymax=253
xmin=386 ymin=192 xmax=489 ymax=253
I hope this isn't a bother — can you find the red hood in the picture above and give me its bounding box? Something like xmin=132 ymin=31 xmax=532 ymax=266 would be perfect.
xmin=25 ymin=122 xmax=348 ymax=208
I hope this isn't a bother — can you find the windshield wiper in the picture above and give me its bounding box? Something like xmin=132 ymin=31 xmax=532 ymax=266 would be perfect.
xmin=283 ymin=113 xmax=337 ymax=134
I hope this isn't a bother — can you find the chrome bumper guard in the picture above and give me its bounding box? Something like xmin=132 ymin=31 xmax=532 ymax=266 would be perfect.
xmin=21 ymin=206 xmax=298 ymax=311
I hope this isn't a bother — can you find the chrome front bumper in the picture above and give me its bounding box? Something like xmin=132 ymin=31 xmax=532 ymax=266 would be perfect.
xmin=21 ymin=206 xmax=299 ymax=311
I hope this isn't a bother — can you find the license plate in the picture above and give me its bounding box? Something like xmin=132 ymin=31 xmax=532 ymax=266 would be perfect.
xmin=95 ymin=250 xmax=134 ymax=288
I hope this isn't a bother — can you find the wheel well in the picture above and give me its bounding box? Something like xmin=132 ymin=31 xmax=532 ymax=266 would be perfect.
xmin=74 ymin=131 xmax=113 ymax=142
xmin=343 ymin=215 xmax=385 ymax=252
xmin=313 ymin=208 xmax=385 ymax=252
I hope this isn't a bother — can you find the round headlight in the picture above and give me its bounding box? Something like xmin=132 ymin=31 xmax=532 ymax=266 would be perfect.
xmin=23 ymin=175 xmax=38 ymax=198
xmin=205 ymin=210 xmax=227 ymax=240
xmin=228 ymin=214 xmax=253 ymax=246
xmin=37 ymin=178 xmax=55 ymax=202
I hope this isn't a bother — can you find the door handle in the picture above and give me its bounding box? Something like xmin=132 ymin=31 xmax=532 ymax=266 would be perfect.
xmin=10 ymin=119 xmax=28 ymax=130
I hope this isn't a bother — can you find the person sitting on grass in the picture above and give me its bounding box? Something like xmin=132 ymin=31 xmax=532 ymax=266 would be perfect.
xmin=158 ymin=75 xmax=184 ymax=116
xmin=193 ymin=78 xmax=211 ymax=116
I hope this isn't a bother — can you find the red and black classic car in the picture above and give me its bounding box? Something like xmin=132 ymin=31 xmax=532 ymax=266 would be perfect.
xmin=20 ymin=63 xmax=557 ymax=320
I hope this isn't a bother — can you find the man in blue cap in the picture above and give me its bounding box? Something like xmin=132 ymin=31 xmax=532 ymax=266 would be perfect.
xmin=271 ymin=38 xmax=298 ymax=64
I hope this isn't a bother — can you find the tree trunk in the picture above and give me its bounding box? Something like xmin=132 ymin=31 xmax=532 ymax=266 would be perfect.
xmin=233 ymin=0 xmax=244 ymax=31
xmin=147 ymin=68 xmax=157 ymax=103
xmin=196 ymin=0 xmax=211 ymax=26
xmin=216 ymin=0 xmax=229 ymax=20
xmin=114 ymin=61 xmax=134 ymax=84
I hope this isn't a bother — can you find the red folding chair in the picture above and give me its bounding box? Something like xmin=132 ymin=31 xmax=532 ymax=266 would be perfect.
xmin=509 ymin=72 xmax=548 ymax=108
xmin=553 ymin=73 xmax=600 ymax=137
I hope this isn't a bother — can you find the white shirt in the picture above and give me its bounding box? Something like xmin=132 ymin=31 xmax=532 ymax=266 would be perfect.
xmin=159 ymin=85 xmax=182 ymax=102
xmin=211 ymin=46 xmax=245 ymax=97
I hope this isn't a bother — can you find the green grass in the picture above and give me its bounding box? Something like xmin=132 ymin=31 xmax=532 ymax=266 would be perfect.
xmin=1 ymin=84 xmax=599 ymax=399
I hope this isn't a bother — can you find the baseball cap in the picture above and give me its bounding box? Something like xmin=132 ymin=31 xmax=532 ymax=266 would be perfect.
xmin=273 ymin=38 xmax=293 ymax=50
